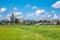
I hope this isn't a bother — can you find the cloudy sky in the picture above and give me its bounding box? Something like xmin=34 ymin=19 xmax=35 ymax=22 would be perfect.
xmin=0 ymin=0 xmax=60 ymax=20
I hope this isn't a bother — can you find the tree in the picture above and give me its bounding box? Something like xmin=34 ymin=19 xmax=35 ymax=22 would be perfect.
xmin=15 ymin=18 xmax=18 ymax=24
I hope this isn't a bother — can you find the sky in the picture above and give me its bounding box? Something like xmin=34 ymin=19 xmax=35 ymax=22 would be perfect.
xmin=0 ymin=0 xmax=60 ymax=20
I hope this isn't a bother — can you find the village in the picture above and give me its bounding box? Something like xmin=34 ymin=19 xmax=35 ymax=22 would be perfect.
xmin=0 ymin=0 xmax=60 ymax=40
xmin=0 ymin=12 xmax=60 ymax=25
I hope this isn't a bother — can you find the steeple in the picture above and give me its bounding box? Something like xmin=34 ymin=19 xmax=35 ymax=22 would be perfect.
xmin=10 ymin=13 xmax=14 ymax=19
xmin=10 ymin=12 xmax=14 ymax=23
xmin=12 ymin=13 xmax=14 ymax=19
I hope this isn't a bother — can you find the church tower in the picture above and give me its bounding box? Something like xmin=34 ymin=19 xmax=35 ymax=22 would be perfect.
xmin=10 ymin=13 xmax=14 ymax=23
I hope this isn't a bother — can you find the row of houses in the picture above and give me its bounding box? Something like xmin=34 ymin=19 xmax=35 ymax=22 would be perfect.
xmin=0 ymin=18 xmax=60 ymax=25
xmin=15 ymin=19 xmax=60 ymax=25
xmin=0 ymin=13 xmax=60 ymax=25
xmin=23 ymin=20 xmax=60 ymax=25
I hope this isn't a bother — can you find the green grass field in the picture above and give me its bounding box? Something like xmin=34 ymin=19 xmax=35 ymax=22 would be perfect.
xmin=0 ymin=25 xmax=60 ymax=40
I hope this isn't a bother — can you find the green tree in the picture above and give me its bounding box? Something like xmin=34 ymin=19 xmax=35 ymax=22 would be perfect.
xmin=15 ymin=18 xmax=18 ymax=24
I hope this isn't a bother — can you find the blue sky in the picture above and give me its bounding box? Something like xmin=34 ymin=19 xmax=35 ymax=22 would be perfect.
xmin=0 ymin=0 xmax=60 ymax=20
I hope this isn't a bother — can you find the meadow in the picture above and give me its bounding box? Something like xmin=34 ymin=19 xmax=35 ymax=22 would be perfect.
xmin=0 ymin=24 xmax=60 ymax=40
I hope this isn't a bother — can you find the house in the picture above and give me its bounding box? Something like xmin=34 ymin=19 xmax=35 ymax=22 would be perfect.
xmin=50 ymin=20 xmax=59 ymax=25
xmin=35 ymin=20 xmax=44 ymax=25
xmin=35 ymin=20 xmax=40 ymax=25
xmin=30 ymin=20 xmax=35 ymax=25
xmin=24 ymin=20 xmax=32 ymax=25
xmin=43 ymin=20 xmax=50 ymax=25
xmin=17 ymin=18 xmax=24 ymax=24
xmin=2 ymin=18 xmax=12 ymax=25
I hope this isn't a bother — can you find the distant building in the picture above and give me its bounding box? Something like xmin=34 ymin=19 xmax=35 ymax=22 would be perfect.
xmin=10 ymin=13 xmax=14 ymax=23
xmin=17 ymin=18 xmax=24 ymax=24
xmin=24 ymin=20 xmax=32 ymax=25
xmin=50 ymin=20 xmax=60 ymax=25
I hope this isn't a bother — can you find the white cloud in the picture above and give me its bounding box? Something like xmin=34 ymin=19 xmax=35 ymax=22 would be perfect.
xmin=13 ymin=7 xmax=17 ymax=10
xmin=24 ymin=10 xmax=50 ymax=20
xmin=24 ymin=9 xmax=52 ymax=20
xmin=0 ymin=15 xmax=1 ymax=18
xmin=7 ymin=14 xmax=11 ymax=17
xmin=52 ymin=10 xmax=55 ymax=13
xmin=13 ymin=12 xmax=22 ymax=16
xmin=0 ymin=7 xmax=6 ymax=13
xmin=32 ymin=6 xmax=37 ymax=9
xmin=51 ymin=11 xmax=59 ymax=19
xmin=47 ymin=15 xmax=51 ymax=17
xmin=16 ymin=16 xmax=23 ymax=18
xmin=6 ymin=12 xmax=22 ymax=19
xmin=25 ymin=4 xmax=31 ymax=8
xmin=26 ymin=13 xmax=34 ymax=17
xmin=52 ymin=1 xmax=60 ymax=8
xmin=6 ymin=14 xmax=11 ymax=18
xmin=35 ymin=9 xmax=45 ymax=15
xmin=53 ymin=13 xmax=58 ymax=19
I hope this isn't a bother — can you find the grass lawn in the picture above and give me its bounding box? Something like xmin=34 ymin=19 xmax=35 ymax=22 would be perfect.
xmin=0 ymin=25 xmax=60 ymax=40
